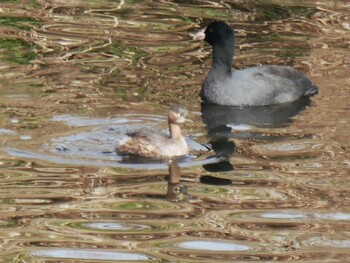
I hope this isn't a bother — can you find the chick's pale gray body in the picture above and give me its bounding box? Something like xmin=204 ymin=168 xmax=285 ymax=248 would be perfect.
xmin=116 ymin=105 xmax=189 ymax=158
xmin=201 ymin=21 xmax=318 ymax=106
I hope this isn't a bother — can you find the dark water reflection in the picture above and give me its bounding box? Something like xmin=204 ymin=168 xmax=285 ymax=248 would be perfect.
xmin=201 ymin=97 xmax=312 ymax=135
xmin=1 ymin=0 xmax=350 ymax=262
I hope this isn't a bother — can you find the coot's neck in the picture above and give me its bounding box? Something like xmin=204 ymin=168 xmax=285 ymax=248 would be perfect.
xmin=168 ymin=122 xmax=183 ymax=141
xmin=210 ymin=38 xmax=234 ymax=77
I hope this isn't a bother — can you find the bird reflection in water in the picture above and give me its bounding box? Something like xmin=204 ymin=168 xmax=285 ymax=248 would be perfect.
xmin=201 ymin=97 xmax=312 ymax=140
xmin=166 ymin=161 xmax=191 ymax=202
xmin=117 ymin=154 xmax=191 ymax=202
xmin=200 ymin=97 xmax=312 ymax=175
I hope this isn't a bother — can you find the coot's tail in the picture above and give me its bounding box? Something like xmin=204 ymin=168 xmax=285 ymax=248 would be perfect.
xmin=305 ymin=84 xmax=318 ymax=97
xmin=297 ymin=72 xmax=318 ymax=98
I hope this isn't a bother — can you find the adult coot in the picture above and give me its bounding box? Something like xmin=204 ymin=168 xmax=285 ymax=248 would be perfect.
xmin=201 ymin=21 xmax=318 ymax=106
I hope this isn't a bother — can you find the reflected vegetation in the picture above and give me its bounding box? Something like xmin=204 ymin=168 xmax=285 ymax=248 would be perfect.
xmin=0 ymin=38 xmax=38 ymax=64
xmin=0 ymin=0 xmax=350 ymax=262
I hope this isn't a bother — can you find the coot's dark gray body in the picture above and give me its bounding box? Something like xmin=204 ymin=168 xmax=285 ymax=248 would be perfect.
xmin=201 ymin=21 xmax=318 ymax=106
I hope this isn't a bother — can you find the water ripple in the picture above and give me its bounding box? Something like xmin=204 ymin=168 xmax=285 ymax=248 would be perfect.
xmin=175 ymin=240 xmax=252 ymax=252
xmin=31 ymin=249 xmax=155 ymax=261
xmin=250 ymin=139 xmax=326 ymax=159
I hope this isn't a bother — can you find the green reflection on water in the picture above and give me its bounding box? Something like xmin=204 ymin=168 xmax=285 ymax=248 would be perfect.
xmin=120 ymin=202 xmax=157 ymax=210
xmin=2 ymin=198 xmax=15 ymax=204
xmin=281 ymin=49 xmax=308 ymax=59
xmin=151 ymin=222 xmax=184 ymax=232
xmin=255 ymin=3 xmax=317 ymax=21
xmin=0 ymin=16 xmax=41 ymax=31
xmin=0 ymin=0 xmax=40 ymax=7
xmin=125 ymin=0 xmax=144 ymax=4
xmin=118 ymin=201 xmax=176 ymax=211
xmin=192 ymin=185 xmax=230 ymax=195
xmin=109 ymin=42 xmax=148 ymax=64
xmin=0 ymin=38 xmax=37 ymax=64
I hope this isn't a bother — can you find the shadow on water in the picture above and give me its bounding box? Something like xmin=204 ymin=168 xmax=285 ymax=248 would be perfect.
xmin=201 ymin=96 xmax=312 ymax=140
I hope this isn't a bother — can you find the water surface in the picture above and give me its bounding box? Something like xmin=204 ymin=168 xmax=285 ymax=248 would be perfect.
xmin=0 ymin=0 xmax=350 ymax=262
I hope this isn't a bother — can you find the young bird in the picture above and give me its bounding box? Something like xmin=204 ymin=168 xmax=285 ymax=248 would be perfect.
xmin=116 ymin=104 xmax=191 ymax=158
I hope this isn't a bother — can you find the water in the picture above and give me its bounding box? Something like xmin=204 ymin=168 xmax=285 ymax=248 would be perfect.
xmin=1 ymin=0 xmax=350 ymax=262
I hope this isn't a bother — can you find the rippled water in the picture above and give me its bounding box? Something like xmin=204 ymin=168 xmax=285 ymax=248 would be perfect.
xmin=1 ymin=0 xmax=350 ymax=262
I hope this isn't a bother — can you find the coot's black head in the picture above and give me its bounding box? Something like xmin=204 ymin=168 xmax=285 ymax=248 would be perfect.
xmin=204 ymin=21 xmax=234 ymax=46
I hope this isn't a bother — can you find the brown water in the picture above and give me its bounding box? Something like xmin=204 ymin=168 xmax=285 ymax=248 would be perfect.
xmin=1 ymin=0 xmax=350 ymax=262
